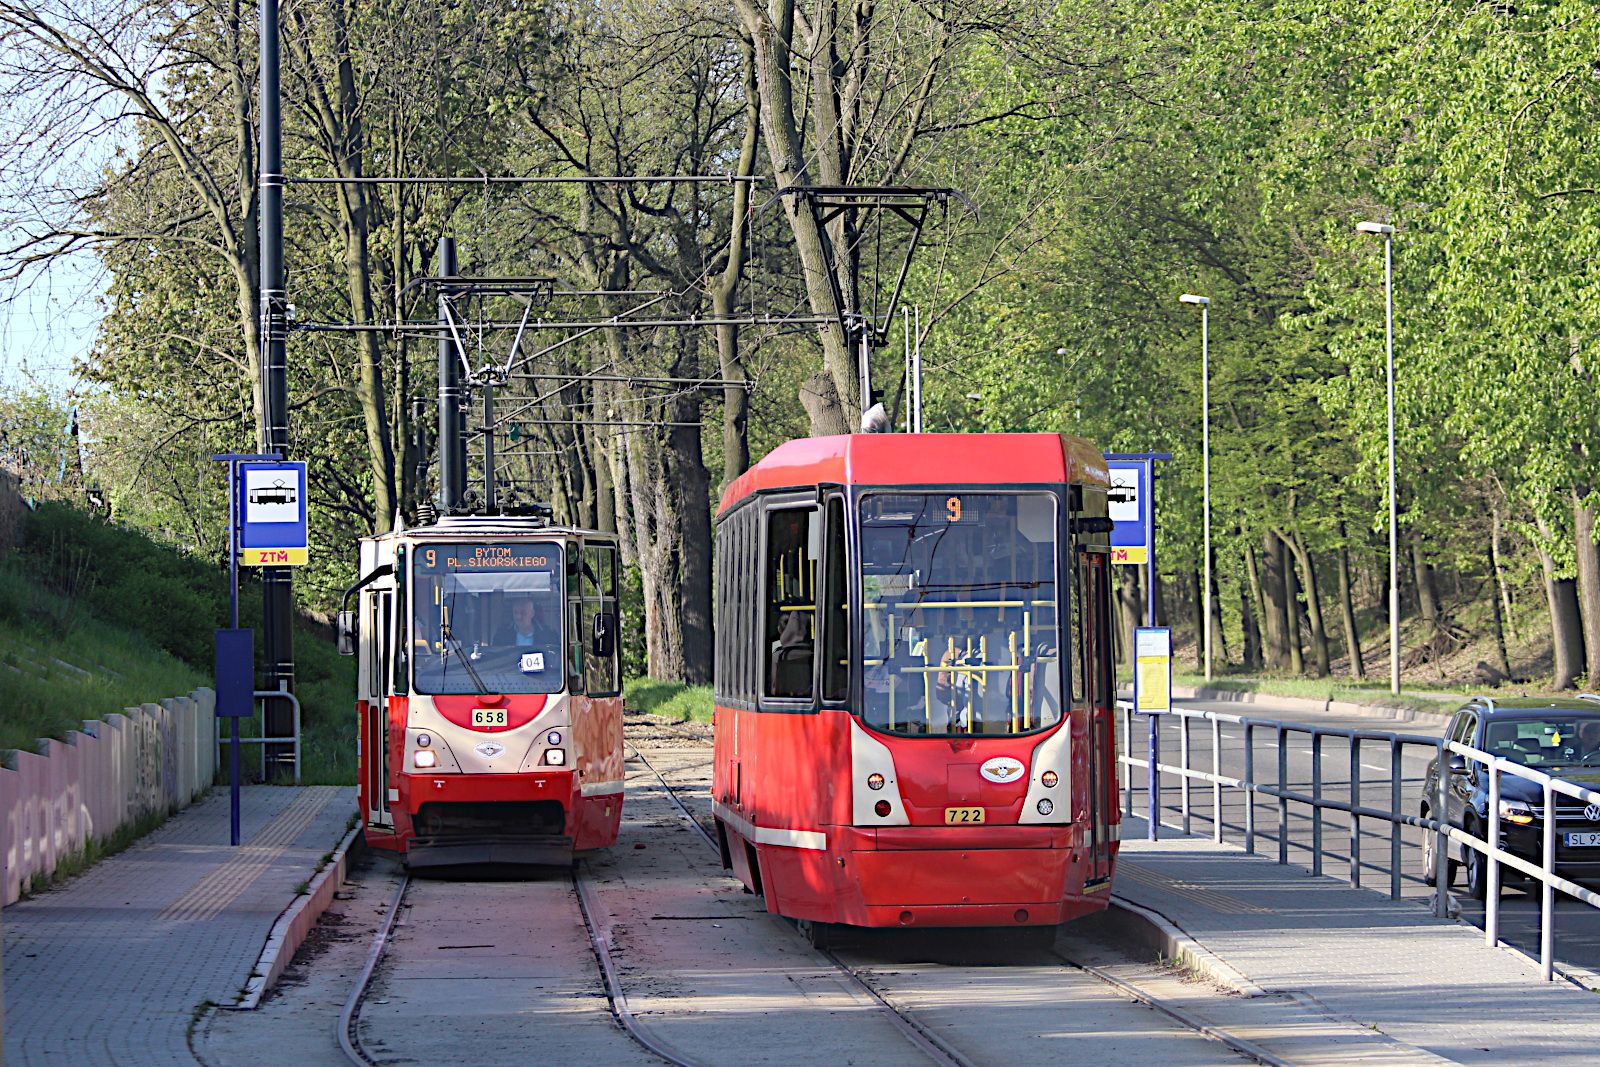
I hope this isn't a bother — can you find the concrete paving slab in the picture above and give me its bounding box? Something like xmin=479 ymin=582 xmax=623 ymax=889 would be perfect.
xmin=3 ymin=784 xmax=357 ymax=1067
xmin=1115 ymin=816 xmax=1600 ymax=1066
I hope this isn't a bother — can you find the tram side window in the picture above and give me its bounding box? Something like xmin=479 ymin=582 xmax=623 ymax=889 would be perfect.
xmin=764 ymin=506 xmax=818 ymax=700
xmin=567 ymin=543 xmax=585 ymax=694
xmin=582 ymin=543 xmax=620 ymax=696
xmin=821 ymin=497 xmax=848 ymax=702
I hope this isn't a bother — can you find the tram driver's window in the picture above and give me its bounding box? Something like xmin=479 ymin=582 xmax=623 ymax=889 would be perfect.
xmin=764 ymin=506 xmax=817 ymax=700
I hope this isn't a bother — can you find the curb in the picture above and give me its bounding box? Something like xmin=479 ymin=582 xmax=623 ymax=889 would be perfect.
xmin=1082 ymin=894 xmax=1266 ymax=997
xmin=229 ymin=824 xmax=362 ymax=1010
xmin=1121 ymin=683 xmax=1455 ymax=722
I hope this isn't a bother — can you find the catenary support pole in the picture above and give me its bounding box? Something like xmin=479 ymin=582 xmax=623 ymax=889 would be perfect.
xmin=1201 ymin=304 xmax=1212 ymax=679
xmin=258 ymin=0 xmax=294 ymax=779
xmin=1386 ymin=233 xmax=1399 ymax=697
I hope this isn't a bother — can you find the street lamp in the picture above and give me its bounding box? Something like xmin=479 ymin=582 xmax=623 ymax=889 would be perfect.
xmin=1356 ymin=220 xmax=1400 ymax=696
xmin=1180 ymin=294 xmax=1212 ymax=679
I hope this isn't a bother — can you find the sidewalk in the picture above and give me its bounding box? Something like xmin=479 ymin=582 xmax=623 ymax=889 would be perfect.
xmin=1112 ymin=817 xmax=1600 ymax=1066
xmin=3 ymin=784 xmax=357 ymax=1067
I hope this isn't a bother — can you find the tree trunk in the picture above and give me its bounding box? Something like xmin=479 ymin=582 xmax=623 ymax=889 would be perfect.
xmin=1116 ymin=565 xmax=1141 ymax=668
xmin=1535 ymin=513 xmax=1585 ymax=690
xmin=1240 ymin=558 xmax=1263 ymax=671
xmin=1491 ymin=503 xmax=1517 ymax=641
xmin=1336 ymin=527 xmax=1364 ymax=680
xmin=711 ymin=35 xmax=759 ymax=487
xmin=1259 ymin=532 xmax=1290 ymax=669
xmin=1410 ymin=534 xmax=1441 ymax=630
xmin=1486 ymin=543 xmax=1512 ymax=680
xmin=1190 ymin=569 xmax=1204 ymax=670
xmin=1572 ymin=488 xmax=1600 ymax=685
xmin=1210 ymin=565 xmax=1231 ymax=666
xmin=1286 ymin=532 xmax=1330 ymax=677
xmin=1285 ymin=547 xmax=1305 ymax=674
xmin=1150 ymin=565 xmax=1167 ymax=627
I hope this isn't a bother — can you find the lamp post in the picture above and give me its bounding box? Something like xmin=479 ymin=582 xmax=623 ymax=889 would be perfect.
xmin=1180 ymin=293 xmax=1212 ymax=680
xmin=1356 ymin=220 xmax=1399 ymax=696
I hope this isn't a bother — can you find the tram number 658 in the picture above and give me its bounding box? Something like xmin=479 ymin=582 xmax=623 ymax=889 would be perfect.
xmin=472 ymin=708 xmax=509 ymax=728
xmin=944 ymin=806 xmax=985 ymax=824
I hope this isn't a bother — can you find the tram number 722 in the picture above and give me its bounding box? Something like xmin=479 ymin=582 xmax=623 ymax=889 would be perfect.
xmin=944 ymin=806 xmax=986 ymax=824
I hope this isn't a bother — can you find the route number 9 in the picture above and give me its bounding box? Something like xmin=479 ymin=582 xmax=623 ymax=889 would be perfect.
xmin=425 ymin=548 xmax=437 ymax=568
xmin=947 ymin=496 xmax=962 ymax=523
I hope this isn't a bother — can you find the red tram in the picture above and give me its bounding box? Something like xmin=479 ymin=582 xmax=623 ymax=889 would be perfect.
xmin=344 ymin=514 xmax=625 ymax=867
xmin=711 ymin=433 xmax=1119 ymax=940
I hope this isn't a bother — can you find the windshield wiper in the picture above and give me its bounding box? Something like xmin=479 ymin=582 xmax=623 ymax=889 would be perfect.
xmin=440 ymin=623 xmax=489 ymax=695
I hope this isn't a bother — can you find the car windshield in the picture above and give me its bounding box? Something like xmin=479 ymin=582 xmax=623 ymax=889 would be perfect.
xmin=856 ymin=491 xmax=1062 ymax=736
xmin=411 ymin=542 xmax=564 ymax=695
xmin=1484 ymin=717 xmax=1600 ymax=768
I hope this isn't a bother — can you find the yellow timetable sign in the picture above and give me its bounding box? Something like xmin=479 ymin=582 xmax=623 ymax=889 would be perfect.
xmin=241 ymin=547 xmax=309 ymax=566
xmin=1134 ymin=627 xmax=1172 ymax=712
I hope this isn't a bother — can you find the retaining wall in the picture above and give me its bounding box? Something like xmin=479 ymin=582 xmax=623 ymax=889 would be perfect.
xmin=0 ymin=687 xmax=217 ymax=904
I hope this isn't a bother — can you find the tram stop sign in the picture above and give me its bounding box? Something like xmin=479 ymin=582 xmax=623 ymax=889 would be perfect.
xmin=237 ymin=460 xmax=309 ymax=566
xmin=1106 ymin=458 xmax=1150 ymax=565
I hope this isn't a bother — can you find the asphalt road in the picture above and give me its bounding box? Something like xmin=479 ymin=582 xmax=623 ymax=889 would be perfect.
xmin=1142 ymin=698 xmax=1600 ymax=975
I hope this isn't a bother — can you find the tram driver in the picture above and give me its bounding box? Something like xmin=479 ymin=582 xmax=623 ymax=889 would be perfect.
xmin=494 ymin=596 xmax=559 ymax=650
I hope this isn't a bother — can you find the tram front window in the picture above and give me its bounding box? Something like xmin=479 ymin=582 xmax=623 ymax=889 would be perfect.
xmin=411 ymin=542 xmax=565 ymax=695
xmin=857 ymin=493 xmax=1061 ymax=735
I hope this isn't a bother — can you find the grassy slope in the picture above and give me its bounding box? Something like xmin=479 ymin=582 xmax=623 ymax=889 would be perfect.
xmin=8 ymin=501 xmax=356 ymax=783
xmin=0 ymin=566 xmax=205 ymax=752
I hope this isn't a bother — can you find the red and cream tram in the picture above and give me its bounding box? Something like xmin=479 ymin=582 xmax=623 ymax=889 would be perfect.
xmin=344 ymin=514 xmax=624 ymax=867
xmin=711 ymin=433 xmax=1119 ymax=941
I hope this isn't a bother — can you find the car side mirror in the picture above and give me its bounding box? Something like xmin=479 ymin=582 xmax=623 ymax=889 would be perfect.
xmin=1447 ymin=752 xmax=1470 ymax=775
xmin=337 ymin=610 xmax=357 ymax=656
xmin=591 ymin=611 xmax=617 ymax=658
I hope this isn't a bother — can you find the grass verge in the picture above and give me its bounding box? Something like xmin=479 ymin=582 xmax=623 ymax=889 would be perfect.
xmin=623 ymin=677 xmax=714 ymax=722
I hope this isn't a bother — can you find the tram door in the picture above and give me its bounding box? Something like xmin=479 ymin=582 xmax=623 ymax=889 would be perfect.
xmin=1080 ymin=549 xmax=1114 ymax=888
xmin=364 ymin=589 xmax=394 ymax=829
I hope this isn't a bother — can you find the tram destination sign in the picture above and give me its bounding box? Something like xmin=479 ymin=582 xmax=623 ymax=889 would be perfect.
xmin=237 ymin=461 xmax=309 ymax=566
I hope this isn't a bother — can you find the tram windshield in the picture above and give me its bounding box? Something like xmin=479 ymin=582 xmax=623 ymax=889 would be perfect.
xmin=857 ymin=492 xmax=1062 ymax=735
xmin=411 ymin=542 xmax=565 ymax=695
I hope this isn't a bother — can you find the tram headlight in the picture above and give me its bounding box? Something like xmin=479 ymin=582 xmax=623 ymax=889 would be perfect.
xmin=413 ymin=750 xmax=438 ymax=769
xmin=547 ymin=731 xmax=562 ymax=746
xmin=867 ymin=773 xmax=885 ymax=791
xmin=1041 ymin=771 xmax=1058 ymax=788
xmin=1036 ymin=798 xmax=1054 ymax=816
xmin=416 ymin=733 xmax=431 ymax=748
xmin=545 ymin=749 xmax=566 ymax=766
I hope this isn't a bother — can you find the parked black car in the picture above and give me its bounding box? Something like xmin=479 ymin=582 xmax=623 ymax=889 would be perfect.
xmin=1420 ymin=696 xmax=1600 ymax=899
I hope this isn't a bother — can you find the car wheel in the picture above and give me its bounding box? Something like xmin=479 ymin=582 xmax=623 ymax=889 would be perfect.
xmin=1421 ymin=811 xmax=1458 ymax=887
xmin=1465 ymin=832 xmax=1500 ymax=901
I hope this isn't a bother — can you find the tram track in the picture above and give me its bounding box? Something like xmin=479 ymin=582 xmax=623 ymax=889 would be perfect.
xmin=336 ymin=731 xmax=1273 ymax=1067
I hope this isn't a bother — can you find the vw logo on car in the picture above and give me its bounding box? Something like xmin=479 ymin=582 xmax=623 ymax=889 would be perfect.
xmin=1585 ymin=803 xmax=1600 ymax=823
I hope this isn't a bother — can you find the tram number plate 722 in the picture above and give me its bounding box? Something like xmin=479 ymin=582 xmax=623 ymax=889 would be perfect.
xmin=945 ymin=806 xmax=985 ymax=825
xmin=472 ymin=708 xmax=508 ymax=728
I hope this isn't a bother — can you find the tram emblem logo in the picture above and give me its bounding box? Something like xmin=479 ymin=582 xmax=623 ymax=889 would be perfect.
xmin=474 ymin=740 xmax=507 ymax=760
xmin=980 ymin=756 xmax=1026 ymax=784
xmin=1585 ymin=803 xmax=1600 ymax=823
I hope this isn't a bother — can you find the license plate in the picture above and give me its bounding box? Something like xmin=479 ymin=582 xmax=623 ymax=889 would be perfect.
xmin=944 ymin=806 xmax=985 ymax=825
xmin=472 ymin=708 xmax=508 ymax=728
xmin=1564 ymin=831 xmax=1600 ymax=848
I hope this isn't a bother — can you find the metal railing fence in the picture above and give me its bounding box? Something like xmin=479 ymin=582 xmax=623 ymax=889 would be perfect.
xmin=1115 ymin=698 xmax=1600 ymax=981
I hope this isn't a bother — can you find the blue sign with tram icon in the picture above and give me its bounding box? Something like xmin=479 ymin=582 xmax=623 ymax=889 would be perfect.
xmin=237 ymin=461 xmax=309 ymax=565
xmin=1105 ymin=458 xmax=1150 ymax=565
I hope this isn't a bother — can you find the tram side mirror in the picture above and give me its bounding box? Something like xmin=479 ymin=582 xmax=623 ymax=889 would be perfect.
xmin=591 ymin=612 xmax=617 ymax=658
xmin=337 ymin=610 xmax=357 ymax=656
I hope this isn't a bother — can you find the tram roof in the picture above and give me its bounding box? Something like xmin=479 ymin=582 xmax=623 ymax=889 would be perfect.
xmin=719 ymin=432 xmax=1109 ymax=514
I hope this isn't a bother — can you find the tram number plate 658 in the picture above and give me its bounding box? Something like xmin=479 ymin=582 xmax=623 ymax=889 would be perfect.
xmin=472 ymin=708 xmax=508 ymax=728
xmin=945 ymin=806 xmax=985 ymax=825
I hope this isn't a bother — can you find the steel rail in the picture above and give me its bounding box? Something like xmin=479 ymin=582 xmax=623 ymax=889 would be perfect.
xmin=1049 ymin=950 xmax=1292 ymax=1067
xmin=339 ymin=874 xmax=411 ymax=1066
xmin=624 ymin=739 xmax=971 ymax=1067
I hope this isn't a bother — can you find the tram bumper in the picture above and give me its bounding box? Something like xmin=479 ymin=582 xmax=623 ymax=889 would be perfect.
xmin=398 ymin=771 xmax=580 ymax=866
